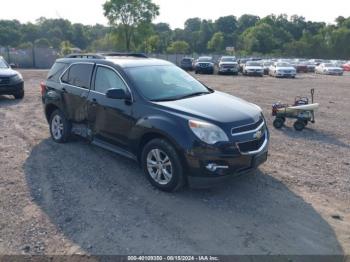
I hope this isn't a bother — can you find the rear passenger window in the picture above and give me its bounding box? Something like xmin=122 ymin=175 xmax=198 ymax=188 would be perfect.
xmin=47 ymin=62 xmax=68 ymax=82
xmin=94 ymin=66 xmax=127 ymax=94
xmin=61 ymin=64 xmax=94 ymax=89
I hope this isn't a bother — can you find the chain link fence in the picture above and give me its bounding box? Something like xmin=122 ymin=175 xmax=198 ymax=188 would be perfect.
xmin=0 ymin=47 xmax=226 ymax=69
xmin=0 ymin=47 xmax=59 ymax=69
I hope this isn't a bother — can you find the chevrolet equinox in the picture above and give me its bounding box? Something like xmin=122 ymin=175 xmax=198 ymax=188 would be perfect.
xmin=42 ymin=53 xmax=269 ymax=192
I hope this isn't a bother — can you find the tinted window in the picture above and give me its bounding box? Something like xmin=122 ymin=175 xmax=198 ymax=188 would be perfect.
xmin=61 ymin=64 xmax=94 ymax=89
xmin=47 ymin=62 xmax=68 ymax=82
xmin=94 ymin=66 xmax=127 ymax=94
xmin=126 ymin=65 xmax=210 ymax=101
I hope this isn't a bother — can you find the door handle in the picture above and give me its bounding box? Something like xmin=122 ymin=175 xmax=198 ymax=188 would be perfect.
xmin=81 ymin=93 xmax=88 ymax=99
xmin=62 ymin=87 xmax=67 ymax=93
xmin=91 ymin=98 xmax=98 ymax=105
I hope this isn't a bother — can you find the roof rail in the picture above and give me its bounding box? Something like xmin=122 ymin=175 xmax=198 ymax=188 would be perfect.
xmin=65 ymin=52 xmax=148 ymax=59
xmin=101 ymin=52 xmax=148 ymax=58
xmin=65 ymin=53 xmax=105 ymax=59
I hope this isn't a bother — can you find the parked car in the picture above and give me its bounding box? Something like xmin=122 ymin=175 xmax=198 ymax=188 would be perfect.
xmin=180 ymin=57 xmax=194 ymax=71
xmin=194 ymin=57 xmax=215 ymax=74
xmin=306 ymin=62 xmax=316 ymax=72
xmin=294 ymin=62 xmax=308 ymax=73
xmin=42 ymin=53 xmax=269 ymax=192
xmin=218 ymin=56 xmax=239 ymax=75
xmin=0 ymin=56 xmax=24 ymax=99
xmin=242 ymin=61 xmax=264 ymax=76
xmin=262 ymin=61 xmax=273 ymax=75
xmin=342 ymin=62 xmax=350 ymax=72
xmin=269 ymin=62 xmax=296 ymax=78
xmin=315 ymin=63 xmax=343 ymax=75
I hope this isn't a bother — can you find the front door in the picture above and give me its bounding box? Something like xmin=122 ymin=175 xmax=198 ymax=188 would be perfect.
xmin=87 ymin=65 xmax=134 ymax=149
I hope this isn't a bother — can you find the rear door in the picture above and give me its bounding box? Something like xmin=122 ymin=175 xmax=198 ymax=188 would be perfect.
xmin=60 ymin=63 xmax=94 ymax=122
xmin=87 ymin=65 xmax=134 ymax=149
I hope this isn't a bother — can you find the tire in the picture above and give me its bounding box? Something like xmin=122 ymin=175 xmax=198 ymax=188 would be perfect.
xmin=14 ymin=89 xmax=24 ymax=99
xmin=49 ymin=110 xmax=72 ymax=143
xmin=294 ymin=120 xmax=305 ymax=131
xmin=141 ymin=138 xmax=185 ymax=192
xmin=273 ymin=118 xmax=285 ymax=129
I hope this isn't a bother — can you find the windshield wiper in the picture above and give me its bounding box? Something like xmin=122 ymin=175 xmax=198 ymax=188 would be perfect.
xmin=151 ymin=92 xmax=210 ymax=102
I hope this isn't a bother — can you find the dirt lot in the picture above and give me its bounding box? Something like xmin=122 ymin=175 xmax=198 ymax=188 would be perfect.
xmin=0 ymin=70 xmax=349 ymax=255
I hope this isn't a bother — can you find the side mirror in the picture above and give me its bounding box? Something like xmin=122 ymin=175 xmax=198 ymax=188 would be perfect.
xmin=106 ymin=89 xmax=131 ymax=100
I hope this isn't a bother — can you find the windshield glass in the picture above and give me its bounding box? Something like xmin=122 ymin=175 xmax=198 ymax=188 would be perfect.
xmin=324 ymin=63 xmax=334 ymax=67
xmin=126 ymin=65 xmax=210 ymax=101
xmin=221 ymin=57 xmax=236 ymax=62
xmin=198 ymin=57 xmax=212 ymax=62
xmin=0 ymin=58 xmax=9 ymax=69
xmin=247 ymin=62 xmax=262 ymax=67
xmin=276 ymin=62 xmax=291 ymax=67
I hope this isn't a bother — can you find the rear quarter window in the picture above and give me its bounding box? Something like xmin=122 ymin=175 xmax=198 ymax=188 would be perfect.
xmin=61 ymin=63 xmax=94 ymax=89
xmin=47 ymin=62 xmax=68 ymax=82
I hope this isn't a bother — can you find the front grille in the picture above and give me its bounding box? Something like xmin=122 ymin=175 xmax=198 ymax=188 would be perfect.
xmin=222 ymin=64 xmax=236 ymax=68
xmin=200 ymin=63 xmax=209 ymax=68
xmin=237 ymin=133 xmax=266 ymax=153
xmin=232 ymin=117 xmax=264 ymax=135
xmin=0 ymin=77 xmax=10 ymax=85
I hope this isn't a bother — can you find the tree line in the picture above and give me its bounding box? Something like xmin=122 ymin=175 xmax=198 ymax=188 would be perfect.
xmin=0 ymin=0 xmax=349 ymax=59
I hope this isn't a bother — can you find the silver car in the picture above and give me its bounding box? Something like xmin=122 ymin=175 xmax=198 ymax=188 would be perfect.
xmin=269 ymin=62 xmax=296 ymax=78
xmin=315 ymin=63 xmax=343 ymax=76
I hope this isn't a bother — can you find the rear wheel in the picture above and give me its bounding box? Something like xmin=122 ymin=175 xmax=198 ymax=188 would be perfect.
xmin=294 ymin=120 xmax=305 ymax=131
xmin=141 ymin=139 xmax=185 ymax=192
xmin=49 ymin=110 xmax=71 ymax=143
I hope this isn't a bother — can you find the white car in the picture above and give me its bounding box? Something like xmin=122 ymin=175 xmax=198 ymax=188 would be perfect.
xmin=269 ymin=62 xmax=296 ymax=78
xmin=242 ymin=61 xmax=264 ymax=76
xmin=218 ymin=56 xmax=239 ymax=75
xmin=315 ymin=63 xmax=343 ymax=76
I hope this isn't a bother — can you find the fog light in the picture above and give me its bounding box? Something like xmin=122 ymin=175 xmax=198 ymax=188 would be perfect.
xmin=206 ymin=163 xmax=229 ymax=172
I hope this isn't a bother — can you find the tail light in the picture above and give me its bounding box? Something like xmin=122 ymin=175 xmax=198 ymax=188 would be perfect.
xmin=40 ymin=82 xmax=47 ymax=97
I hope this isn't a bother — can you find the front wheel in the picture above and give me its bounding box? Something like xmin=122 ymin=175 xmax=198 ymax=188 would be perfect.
xmin=273 ymin=118 xmax=285 ymax=129
xmin=14 ymin=89 xmax=24 ymax=99
xmin=49 ymin=110 xmax=72 ymax=143
xmin=141 ymin=139 xmax=185 ymax=192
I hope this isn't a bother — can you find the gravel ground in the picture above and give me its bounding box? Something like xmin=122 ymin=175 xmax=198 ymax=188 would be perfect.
xmin=0 ymin=70 xmax=349 ymax=255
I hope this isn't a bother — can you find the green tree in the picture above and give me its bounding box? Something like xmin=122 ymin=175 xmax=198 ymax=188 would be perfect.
xmin=167 ymin=41 xmax=189 ymax=54
xmin=207 ymin=32 xmax=224 ymax=52
xmin=60 ymin=41 xmax=73 ymax=56
xmin=103 ymin=0 xmax=159 ymax=51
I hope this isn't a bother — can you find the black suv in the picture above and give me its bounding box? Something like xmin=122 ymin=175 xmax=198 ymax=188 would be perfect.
xmin=0 ymin=56 xmax=24 ymax=99
xmin=42 ymin=53 xmax=269 ymax=191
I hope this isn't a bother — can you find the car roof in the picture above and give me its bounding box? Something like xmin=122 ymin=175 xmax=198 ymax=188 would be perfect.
xmin=56 ymin=54 xmax=173 ymax=69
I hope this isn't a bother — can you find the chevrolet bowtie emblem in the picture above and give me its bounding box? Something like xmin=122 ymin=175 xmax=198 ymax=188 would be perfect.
xmin=254 ymin=130 xmax=263 ymax=140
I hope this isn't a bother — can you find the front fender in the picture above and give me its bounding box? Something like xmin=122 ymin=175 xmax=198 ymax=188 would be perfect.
xmin=129 ymin=115 xmax=193 ymax=153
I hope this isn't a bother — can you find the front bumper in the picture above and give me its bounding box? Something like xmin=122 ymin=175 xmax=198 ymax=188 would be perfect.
xmin=246 ymin=71 xmax=264 ymax=76
xmin=0 ymin=81 xmax=24 ymax=95
xmin=275 ymin=73 xmax=296 ymax=78
xmin=185 ymin=133 xmax=269 ymax=188
xmin=195 ymin=66 xmax=214 ymax=73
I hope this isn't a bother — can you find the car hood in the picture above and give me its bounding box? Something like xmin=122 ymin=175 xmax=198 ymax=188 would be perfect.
xmin=0 ymin=68 xmax=18 ymax=77
xmin=325 ymin=67 xmax=342 ymax=70
xmin=276 ymin=67 xmax=295 ymax=70
xmin=155 ymin=91 xmax=261 ymax=126
xmin=245 ymin=66 xmax=263 ymax=70
xmin=220 ymin=62 xmax=238 ymax=65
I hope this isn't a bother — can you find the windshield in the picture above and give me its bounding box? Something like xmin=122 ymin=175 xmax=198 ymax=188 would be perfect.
xmin=247 ymin=62 xmax=262 ymax=67
xmin=0 ymin=58 xmax=9 ymax=69
xmin=276 ymin=62 xmax=291 ymax=67
xmin=221 ymin=57 xmax=236 ymax=62
xmin=198 ymin=57 xmax=213 ymax=62
xmin=324 ymin=63 xmax=334 ymax=67
xmin=126 ymin=65 xmax=211 ymax=101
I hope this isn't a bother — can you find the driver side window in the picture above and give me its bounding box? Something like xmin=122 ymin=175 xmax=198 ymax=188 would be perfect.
xmin=94 ymin=66 xmax=127 ymax=94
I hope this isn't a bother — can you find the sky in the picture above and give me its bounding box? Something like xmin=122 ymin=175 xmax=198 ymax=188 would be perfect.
xmin=1 ymin=0 xmax=349 ymax=28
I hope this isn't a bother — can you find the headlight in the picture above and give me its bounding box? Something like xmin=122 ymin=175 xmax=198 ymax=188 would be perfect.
xmin=189 ymin=120 xmax=229 ymax=145
xmin=11 ymin=73 xmax=23 ymax=82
